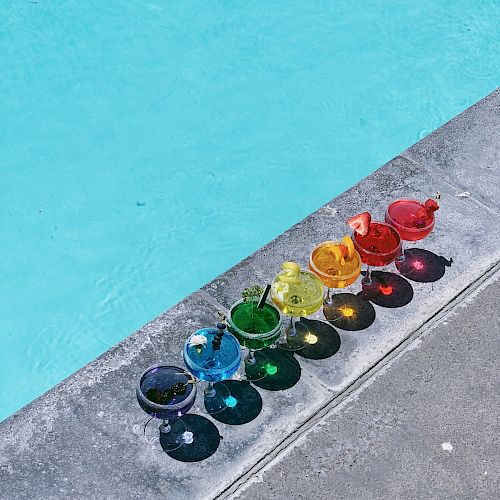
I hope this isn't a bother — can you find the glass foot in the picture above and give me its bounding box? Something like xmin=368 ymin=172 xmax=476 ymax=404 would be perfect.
xmin=144 ymin=418 xmax=188 ymax=452
xmin=204 ymin=382 xmax=231 ymax=415
xmin=277 ymin=325 xmax=307 ymax=352
xmin=245 ymin=351 xmax=269 ymax=381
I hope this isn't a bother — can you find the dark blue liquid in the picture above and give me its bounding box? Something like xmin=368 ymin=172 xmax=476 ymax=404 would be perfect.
xmin=136 ymin=365 xmax=195 ymax=420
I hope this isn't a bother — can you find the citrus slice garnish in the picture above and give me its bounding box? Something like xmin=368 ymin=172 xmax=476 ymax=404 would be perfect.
xmin=281 ymin=261 xmax=300 ymax=275
xmin=341 ymin=235 xmax=356 ymax=260
xmin=330 ymin=245 xmax=343 ymax=264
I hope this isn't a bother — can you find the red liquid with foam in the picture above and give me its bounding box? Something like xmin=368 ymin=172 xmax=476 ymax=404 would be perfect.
xmin=353 ymin=222 xmax=401 ymax=267
xmin=385 ymin=199 xmax=434 ymax=241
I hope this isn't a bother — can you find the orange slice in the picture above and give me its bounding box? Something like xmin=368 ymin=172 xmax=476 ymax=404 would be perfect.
xmin=330 ymin=245 xmax=343 ymax=264
xmin=342 ymin=235 xmax=356 ymax=260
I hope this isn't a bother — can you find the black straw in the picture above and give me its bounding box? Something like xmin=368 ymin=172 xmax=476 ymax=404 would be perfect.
xmin=257 ymin=284 xmax=271 ymax=309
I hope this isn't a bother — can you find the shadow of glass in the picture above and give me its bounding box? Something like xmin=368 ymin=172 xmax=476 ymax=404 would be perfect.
xmin=164 ymin=414 xmax=220 ymax=462
xmin=323 ymin=293 xmax=376 ymax=331
xmin=294 ymin=318 xmax=341 ymax=360
xmin=251 ymin=348 xmax=301 ymax=391
xmin=360 ymin=271 xmax=414 ymax=308
xmin=396 ymin=248 xmax=452 ymax=282
xmin=211 ymin=380 xmax=262 ymax=425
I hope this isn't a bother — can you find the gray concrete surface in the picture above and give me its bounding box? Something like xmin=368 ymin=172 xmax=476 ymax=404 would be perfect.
xmin=0 ymin=89 xmax=498 ymax=499
xmin=404 ymin=88 xmax=500 ymax=214
xmin=235 ymin=276 xmax=500 ymax=500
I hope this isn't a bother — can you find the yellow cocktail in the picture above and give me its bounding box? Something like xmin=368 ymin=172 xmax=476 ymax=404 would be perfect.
xmin=270 ymin=262 xmax=324 ymax=351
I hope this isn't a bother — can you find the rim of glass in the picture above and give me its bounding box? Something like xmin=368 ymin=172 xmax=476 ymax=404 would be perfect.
xmin=271 ymin=269 xmax=324 ymax=307
xmin=228 ymin=298 xmax=282 ymax=340
xmin=385 ymin=199 xmax=435 ymax=236
xmin=308 ymin=240 xmax=362 ymax=281
xmin=352 ymin=221 xmax=401 ymax=256
xmin=136 ymin=364 xmax=197 ymax=412
xmin=183 ymin=328 xmax=242 ymax=376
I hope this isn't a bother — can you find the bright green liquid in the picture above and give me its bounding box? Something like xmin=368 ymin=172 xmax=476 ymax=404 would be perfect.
xmin=229 ymin=302 xmax=281 ymax=350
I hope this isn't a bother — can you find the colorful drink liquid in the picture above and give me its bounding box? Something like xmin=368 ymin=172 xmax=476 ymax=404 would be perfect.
xmin=183 ymin=328 xmax=241 ymax=383
xmin=353 ymin=222 xmax=401 ymax=267
xmin=228 ymin=299 xmax=282 ymax=350
xmin=271 ymin=269 xmax=324 ymax=317
xmin=385 ymin=199 xmax=435 ymax=241
xmin=309 ymin=239 xmax=361 ymax=288
xmin=136 ymin=365 xmax=196 ymax=421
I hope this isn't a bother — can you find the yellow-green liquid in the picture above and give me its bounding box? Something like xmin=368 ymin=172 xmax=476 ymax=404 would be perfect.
xmin=271 ymin=270 xmax=324 ymax=317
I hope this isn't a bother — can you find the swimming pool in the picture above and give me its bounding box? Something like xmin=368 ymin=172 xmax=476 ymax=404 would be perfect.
xmin=1 ymin=1 xmax=499 ymax=421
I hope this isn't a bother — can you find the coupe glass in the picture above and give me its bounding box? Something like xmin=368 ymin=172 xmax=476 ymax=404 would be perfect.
xmin=136 ymin=364 xmax=196 ymax=451
xmin=183 ymin=324 xmax=242 ymax=414
xmin=309 ymin=238 xmax=361 ymax=303
xmin=227 ymin=297 xmax=282 ymax=381
xmin=352 ymin=221 xmax=401 ymax=289
xmin=270 ymin=267 xmax=324 ymax=352
xmin=385 ymin=198 xmax=436 ymax=275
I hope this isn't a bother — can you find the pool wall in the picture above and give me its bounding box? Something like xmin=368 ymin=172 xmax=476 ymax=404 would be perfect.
xmin=0 ymin=89 xmax=499 ymax=499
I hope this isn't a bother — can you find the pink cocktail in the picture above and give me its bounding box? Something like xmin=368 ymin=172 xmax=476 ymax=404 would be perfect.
xmin=385 ymin=199 xmax=435 ymax=241
xmin=385 ymin=198 xmax=439 ymax=273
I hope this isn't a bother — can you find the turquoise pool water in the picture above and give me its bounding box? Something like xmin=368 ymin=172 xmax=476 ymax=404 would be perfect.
xmin=1 ymin=1 xmax=498 ymax=421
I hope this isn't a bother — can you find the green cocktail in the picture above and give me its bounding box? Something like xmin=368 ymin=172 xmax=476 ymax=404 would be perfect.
xmin=228 ymin=293 xmax=282 ymax=381
xmin=229 ymin=299 xmax=282 ymax=350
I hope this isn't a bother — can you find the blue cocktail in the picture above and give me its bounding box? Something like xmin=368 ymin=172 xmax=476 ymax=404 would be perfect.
xmin=183 ymin=323 xmax=242 ymax=414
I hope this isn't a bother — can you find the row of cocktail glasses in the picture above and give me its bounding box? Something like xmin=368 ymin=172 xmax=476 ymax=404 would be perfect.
xmin=136 ymin=197 xmax=439 ymax=452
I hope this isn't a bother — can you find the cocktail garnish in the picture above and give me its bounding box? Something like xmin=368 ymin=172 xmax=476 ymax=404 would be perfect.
xmin=424 ymin=199 xmax=439 ymax=212
xmin=282 ymin=261 xmax=300 ymax=274
xmin=347 ymin=212 xmax=371 ymax=236
xmin=189 ymin=334 xmax=207 ymax=347
xmin=212 ymin=322 xmax=226 ymax=350
xmin=416 ymin=207 xmax=428 ymax=219
xmin=278 ymin=261 xmax=301 ymax=285
xmin=189 ymin=334 xmax=207 ymax=355
xmin=330 ymin=245 xmax=345 ymax=265
xmin=341 ymin=235 xmax=356 ymax=259
xmin=242 ymin=285 xmax=264 ymax=303
xmin=146 ymin=388 xmax=166 ymax=404
xmin=146 ymin=382 xmax=188 ymax=405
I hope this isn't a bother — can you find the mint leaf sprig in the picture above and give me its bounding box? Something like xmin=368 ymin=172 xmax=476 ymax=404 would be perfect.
xmin=242 ymin=285 xmax=264 ymax=303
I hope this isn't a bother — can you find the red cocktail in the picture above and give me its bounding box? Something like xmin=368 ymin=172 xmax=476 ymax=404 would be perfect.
xmin=353 ymin=222 xmax=401 ymax=267
xmin=348 ymin=212 xmax=401 ymax=288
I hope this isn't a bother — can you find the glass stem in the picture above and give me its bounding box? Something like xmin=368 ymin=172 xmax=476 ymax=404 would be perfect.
xmin=246 ymin=349 xmax=256 ymax=365
xmin=325 ymin=287 xmax=331 ymax=304
xmin=396 ymin=240 xmax=406 ymax=263
xmin=159 ymin=419 xmax=171 ymax=434
xmin=205 ymin=381 xmax=216 ymax=398
xmin=362 ymin=265 xmax=372 ymax=286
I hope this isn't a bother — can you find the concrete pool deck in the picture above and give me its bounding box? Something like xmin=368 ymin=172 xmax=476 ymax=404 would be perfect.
xmin=0 ymin=88 xmax=499 ymax=499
